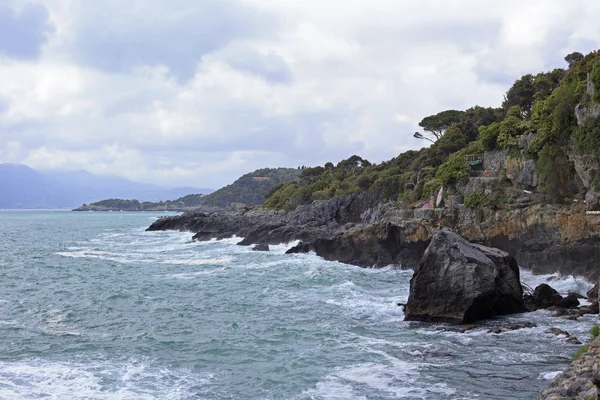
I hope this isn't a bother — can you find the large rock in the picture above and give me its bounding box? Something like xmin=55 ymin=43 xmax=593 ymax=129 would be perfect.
xmin=528 ymin=284 xmax=581 ymax=309
xmin=404 ymin=230 xmax=525 ymax=324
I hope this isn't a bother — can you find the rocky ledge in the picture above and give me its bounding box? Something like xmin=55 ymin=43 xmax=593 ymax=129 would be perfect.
xmin=147 ymin=192 xmax=600 ymax=280
xmin=538 ymin=335 xmax=600 ymax=400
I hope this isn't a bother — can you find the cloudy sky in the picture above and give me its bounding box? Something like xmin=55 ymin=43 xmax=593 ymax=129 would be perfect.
xmin=0 ymin=0 xmax=599 ymax=189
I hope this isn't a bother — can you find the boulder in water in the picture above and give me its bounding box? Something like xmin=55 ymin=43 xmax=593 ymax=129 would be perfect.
xmin=404 ymin=230 xmax=525 ymax=324
xmin=252 ymin=244 xmax=270 ymax=251
xmin=532 ymin=284 xmax=564 ymax=308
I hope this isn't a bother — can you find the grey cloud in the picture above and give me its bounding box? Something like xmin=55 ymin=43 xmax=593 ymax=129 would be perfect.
xmin=0 ymin=3 xmax=54 ymax=59
xmin=70 ymin=0 xmax=278 ymax=81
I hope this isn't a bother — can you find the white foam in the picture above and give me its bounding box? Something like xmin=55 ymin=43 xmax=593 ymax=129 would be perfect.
xmin=162 ymin=267 xmax=228 ymax=280
xmin=539 ymin=370 xmax=563 ymax=380
xmin=0 ymin=359 xmax=213 ymax=399
xmin=161 ymin=257 xmax=233 ymax=266
xmin=308 ymin=357 xmax=427 ymax=399
xmin=520 ymin=269 xmax=593 ymax=296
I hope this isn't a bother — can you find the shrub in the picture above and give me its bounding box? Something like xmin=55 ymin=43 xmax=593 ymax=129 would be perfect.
xmin=464 ymin=191 xmax=491 ymax=209
xmin=435 ymin=154 xmax=470 ymax=186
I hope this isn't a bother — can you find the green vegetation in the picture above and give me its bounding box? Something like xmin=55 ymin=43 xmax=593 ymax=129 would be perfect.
xmin=262 ymin=49 xmax=600 ymax=210
xmin=464 ymin=192 xmax=491 ymax=209
xmin=200 ymin=168 xmax=300 ymax=207
xmin=573 ymin=325 xmax=600 ymax=360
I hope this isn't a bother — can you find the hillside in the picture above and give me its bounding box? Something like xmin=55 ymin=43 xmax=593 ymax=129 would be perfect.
xmin=74 ymin=168 xmax=300 ymax=211
xmin=264 ymin=50 xmax=600 ymax=211
xmin=199 ymin=168 xmax=301 ymax=207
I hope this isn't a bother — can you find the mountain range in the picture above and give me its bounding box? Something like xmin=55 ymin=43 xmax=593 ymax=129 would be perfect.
xmin=0 ymin=163 xmax=212 ymax=209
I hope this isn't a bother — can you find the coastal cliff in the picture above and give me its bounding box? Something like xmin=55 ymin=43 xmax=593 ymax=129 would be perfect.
xmin=147 ymin=192 xmax=600 ymax=280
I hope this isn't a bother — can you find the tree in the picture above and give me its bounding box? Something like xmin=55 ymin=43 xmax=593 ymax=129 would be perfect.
xmin=413 ymin=131 xmax=434 ymax=143
xmin=502 ymin=74 xmax=536 ymax=117
xmin=416 ymin=110 xmax=465 ymax=142
xmin=433 ymin=125 xmax=468 ymax=155
xmin=564 ymin=52 xmax=584 ymax=68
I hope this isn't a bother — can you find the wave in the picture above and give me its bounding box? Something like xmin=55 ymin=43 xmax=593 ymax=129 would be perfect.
xmin=0 ymin=358 xmax=214 ymax=400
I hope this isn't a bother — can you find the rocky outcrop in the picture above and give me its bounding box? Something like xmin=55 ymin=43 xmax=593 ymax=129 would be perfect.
xmin=575 ymin=103 xmax=600 ymax=127
xmin=148 ymin=193 xmax=600 ymax=279
xmin=404 ymin=230 xmax=525 ymax=324
xmin=538 ymin=336 xmax=600 ymax=400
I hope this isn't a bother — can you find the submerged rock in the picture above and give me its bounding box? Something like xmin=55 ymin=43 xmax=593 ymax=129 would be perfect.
xmin=546 ymin=328 xmax=571 ymax=337
xmin=251 ymin=244 xmax=269 ymax=251
xmin=487 ymin=322 xmax=536 ymax=334
xmin=404 ymin=230 xmax=525 ymax=324
xmin=565 ymin=336 xmax=582 ymax=345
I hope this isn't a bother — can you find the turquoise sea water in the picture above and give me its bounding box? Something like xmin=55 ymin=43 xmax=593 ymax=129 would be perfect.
xmin=0 ymin=210 xmax=596 ymax=399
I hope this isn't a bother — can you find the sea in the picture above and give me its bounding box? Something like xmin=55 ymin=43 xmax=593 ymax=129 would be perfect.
xmin=0 ymin=210 xmax=597 ymax=399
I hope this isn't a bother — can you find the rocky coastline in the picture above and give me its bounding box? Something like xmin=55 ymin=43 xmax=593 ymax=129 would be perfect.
xmin=147 ymin=191 xmax=600 ymax=280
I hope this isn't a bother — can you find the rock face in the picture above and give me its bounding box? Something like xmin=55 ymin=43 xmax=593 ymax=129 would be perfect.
xmin=404 ymin=230 xmax=525 ymax=324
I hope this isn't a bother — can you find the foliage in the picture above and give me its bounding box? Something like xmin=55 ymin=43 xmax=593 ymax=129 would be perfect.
xmin=565 ymin=52 xmax=584 ymax=68
xmin=200 ymin=168 xmax=300 ymax=207
xmin=416 ymin=110 xmax=465 ymax=141
xmin=592 ymin=60 xmax=600 ymax=102
xmin=502 ymin=74 xmax=536 ymax=117
xmin=464 ymin=191 xmax=491 ymax=209
xmin=435 ymin=154 xmax=470 ymax=186
xmin=573 ymin=117 xmax=600 ymax=155
xmin=478 ymin=123 xmax=501 ymax=150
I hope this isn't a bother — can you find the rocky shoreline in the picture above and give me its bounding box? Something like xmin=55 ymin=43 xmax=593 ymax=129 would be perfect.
xmin=147 ymin=191 xmax=600 ymax=280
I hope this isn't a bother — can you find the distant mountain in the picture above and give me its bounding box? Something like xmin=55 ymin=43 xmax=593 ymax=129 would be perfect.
xmin=0 ymin=163 xmax=212 ymax=209
xmin=74 ymin=167 xmax=301 ymax=211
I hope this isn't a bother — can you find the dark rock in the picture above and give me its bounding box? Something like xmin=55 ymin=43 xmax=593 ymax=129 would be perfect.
xmin=532 ymin=284 xmax=564 ymax=309
xmin=557 ymin=294 xmax=580 ymax=309
xmin=251 ymin=244 xmax=269 ymax=251
xmin=566 ymin=336 xmax=582 ymax=345
xmin=404 ymin=230 xmax=525 ymax=324
xmin=587 ymin=283 xmax=599 ymax=304
xmin=451 ymin=324 xmax=477 ymax=333
xmin=568 ymin=292 xmax=586 ymax=300
xmin=487 ymin=322 xmax=536 ymax=334
xmin=285 ymin=242 xmax=311 ymax=254
xmin=549 ymin=304 xmax=598 ymax=319
xmin=546 ymin=328 xmax=571 ymax=337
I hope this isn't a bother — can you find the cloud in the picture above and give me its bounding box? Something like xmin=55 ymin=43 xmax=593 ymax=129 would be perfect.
xmin=0 ymin=0 xmax=599 ymax=189
xmin=0 ymin=3 xmax=54 ymax=59
xmin=63 ymin=0 xmax=278 ymax=82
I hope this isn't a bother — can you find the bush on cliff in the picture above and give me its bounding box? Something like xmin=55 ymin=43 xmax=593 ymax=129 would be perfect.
xmin=464 ymin=191 xmax=491 ymax=209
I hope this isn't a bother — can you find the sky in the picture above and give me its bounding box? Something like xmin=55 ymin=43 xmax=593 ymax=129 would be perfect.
xmin=0 ymin=0 xmax=599 ymax=189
